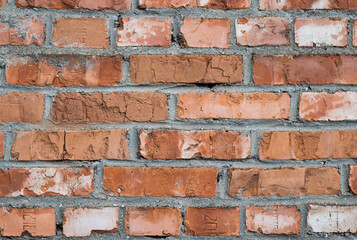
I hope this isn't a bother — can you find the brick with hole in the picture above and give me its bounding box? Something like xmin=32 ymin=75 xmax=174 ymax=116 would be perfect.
xmin=12 ymin=129 xmax=129 ymax=161
xmin=16 ymin=0 xmax=131 ymax=10
xmin=63 ymin=207 xmax=119 ymax=237
xmin=140 ymin=130 xmax=250 ymax=160
xmin=260 ymin=130 xmax=357 ymax=160
xmin=253 ymin=55 xmax=357 ymax=85
xmin=6 ymin=55 xmax=122 ymax=87
xmin=177 ymin=92 xmax=290 ymax=119
xmin=0 ymin=168 xmax=93 ymax=197
xmin=246 ymin=206 xmax=301 ymax=234
xmin=295 ymin=18 xmax=347 ymax=47
xmin=308 ymin=205 xmax=357 ymax=233
xmin=260 ymin=0 xmax=357 ymax=10
xmin=185 ymin=207 xmax=240 ymax=236
xmin=0 ymin=17 xmax=44 ymax=45
xmin=53 ymin=18 xmax=109 ymax=49
xmin=0 ymin=92 xmax=44 ymax=123
xmin=236 ymin=17 xmax=290 ymax=46
xmin=139 ymin=0 xmax=250 ymax=9
xmin=130 ymin=55 xmax=243 ymax=84
xmin=117 ymin=17 xmax=171 ymax=47
xmin=125 ymin=207 xmax=182 ymax=236
xmin=0 ymin=208 xmax=56 ymax=237
xmin=104 ymin=167 xmax=218 ymax=197
xmin=52 ymin=92 xmax=168 ymax=123
xmin=180 ymin=18 xmax=230 ymax=48
xmin=229 ymin=167 xmax=340 ymax=197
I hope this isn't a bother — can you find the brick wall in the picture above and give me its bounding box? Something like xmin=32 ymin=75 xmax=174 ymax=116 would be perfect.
xmin=0 ymin=0 xmax=357 ymax=239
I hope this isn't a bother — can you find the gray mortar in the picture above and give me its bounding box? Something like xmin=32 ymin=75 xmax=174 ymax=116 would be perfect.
xmin=1 ymin=0 xmax=357 ymax=239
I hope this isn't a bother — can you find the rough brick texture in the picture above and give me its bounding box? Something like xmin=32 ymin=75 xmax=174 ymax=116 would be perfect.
xmin=0 ymin=131 xmax=3 ymax=159
xmin=16 ymin=0 xmax=132 ymax=10
xmin=125 ymin=207 xmax=182 ymax=236
xmin=260 ymin=0 xmax=357 ymax=10
xmin=139 ymin=0 xmax=250 ymax=9
xmin=349 ymin=166 xmax=357 ymax=194
xmin=103 ymin=167 xmax=218 ymax=197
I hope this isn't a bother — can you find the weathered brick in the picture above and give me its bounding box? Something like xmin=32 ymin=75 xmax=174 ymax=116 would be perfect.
xmin=63 ymin=207 xmax=119 ymax=237
xmin=0 ymin=132 xmax=3 ymax=159
xmin=0 ymin=168 xmax=93 ymax=197
xmin=308 ymin=205 xmax=357 ymax=233
xmin=130 ymin=55 xmax=243 ymax=84
xmin=260 ymin=130 xmax=357 ymax=160
xmin=139 ymin=0 xmax=250 ymax=9
xmin=260 ymin=0 xmax=357 ymax=10
xmin=0 ymin=208 xmax=56 ymax=237
xmin=52 ymin=92 xmax=168 ymax=123
xmin=0 ymin=92 xmax=44 ymax=123
xmin=229 ymin=167 xmax=340 ymax=197
xmin=354 ymin=21 xmax=357 ymax=46
xmin=246 ymin=206 xmax=301 ymax=234
xmin=185 ymin=207 xmax=240 ymax=236
xmin=117 ymin=17 xmax=171 ymax=47
xmin=104 ymin=167 xmax=218 ymax=197
xmin=125 ymin=207 xmax=181 ymax=236
xmin=140 ymin=130 xmax=250 ymax=160
xmin=180 ymin=18 xmax=230 ymax=48
xmin=177 ymin=93 xmax=290 ymax=119
xmin=0 ymin=17 xmax=44 ymax=45
xmin=6 ymin=55 xmax=122 ymax=87
xmin=254 ymin=55 xmax=357 ymax=85
xmin=300 ymin=92 xmax=357 ymax=121
xmin=16 ymin=0 xmax=131 ymax=10
xmin=0 ymin=0 xmax=6 ymax=7
xmin=236 ymin=17 xmax=289 ymax=46
xmin=12 ymin=130 xmax=129 ymax=161
xmin=53 ymin=18 xmax=109 ymax=49
xmin=295 ymin=18 xmax=347 ymax=47
xmin=349 ymin=166 xmax=357 ymax=194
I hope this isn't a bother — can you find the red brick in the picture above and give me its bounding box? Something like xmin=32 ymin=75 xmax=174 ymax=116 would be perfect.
xmin=103 ymin=167 xmax=218 ymax=197
xmin=130 ymin=55 xmax=243 ymax=84
xmin=185 ymin=207 xmax=240 ymax=236
xmin=180 ymin=18 xmax=230 ymax=48
xmin=254 ymin=55 xmax=357 ymax=85
xmin=0 ymin=131 xmax=3 ymax=159
xmin=16 ymin=0 xmax=131 ymax=10
xmin=117 ymin=17 xmax=171 ymax=47
xmin=125 ymin=207 xmax=181 ymax=236
xmin=0 ymin=0 xmax=6 ymax=7
xmin=0 ymin=168 xmax=93 ymax=197
xmin=12 ymin=130 xmax=128 ymax=161
xmin=295 ymin=18 xmax=347 ymax=47
xmin=300 ymin=92 xmax=357 ymax=121
xmin=63 ymin=207 xmax=119 ymax=237
xmin=177 ymin=92 xmax=290 ymax=119
xmin=260 ymin=130 xmax=357 ymax=160
xmin=260 ymin=0 xmax=357 ymax=10
xmin=53 ymin=18 xmax=109 ymax=49
xmin=229 ymin=167 xmax=340 ymax=197
xmin=349 ymin=166 xmax=357 ymax=194
xmin=52 ymin=92 xmax=168 ymax=123
xmin=6 ymin=55 xmax=122 ymax=87
xmin=308 ymin=205 xmax=357 ymax=233
xmin=236 ymin=17 xmax=289 ymax=46
xmin=246 ymin=206 xmax=301 ymax=234
xmin=0 ymin=208 xmax=56 ymax=237
xmin=140 ymin=130 xmax=250 ymax=160
xmin=354 ymin=21 xmax=357 ymax=46
xmin=139 ymin=0 xmax=250 ymax=9
xmin=0 ymin=17 xmax=44 ymax=46
xmin=0 ymin=92 xmax=44 ymax=123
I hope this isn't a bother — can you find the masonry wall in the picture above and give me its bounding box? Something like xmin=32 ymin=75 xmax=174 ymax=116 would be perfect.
xmin=0 ymin=0 xmax=357 ymax=239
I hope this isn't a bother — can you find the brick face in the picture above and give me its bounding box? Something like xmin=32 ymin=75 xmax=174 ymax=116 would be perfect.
xmin=260 ymin=0 xmax=357 ymax=10
xmin=139 ymin=0 xmax=250 ymax=9
xmin=16 ymin=0 xmax=132 ymax=10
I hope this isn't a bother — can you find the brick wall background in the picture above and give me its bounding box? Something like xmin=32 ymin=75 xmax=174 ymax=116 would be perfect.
xmin=1 ymin=0 xmax=357 ymax=238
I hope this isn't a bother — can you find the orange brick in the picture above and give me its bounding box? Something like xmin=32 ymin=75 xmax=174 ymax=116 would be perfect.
xmin=349 ymin=166 xmax=357 ymax=194
xmin=104 ymin=167 xmax=218 ymax=197
xmin=140 ymin=130 xmax=250 ymax=160
xmin=260 ymin=0 xmax=357 ymax=10
xmin=185 ymin=207 xmax=240 ymax=236
xmin=125 ymin=207 xmax=182 ymax=236
xmin=53 ymin=18 xmax=109 ymax=49
xmin=139 ymin=0 xmax=250 ymax=9
xmin=0 ymin=168 xmax=93 ymax=197
xmin=0 ymin=0 xmax=6 ymax=7
xmin=6 ymin=55 xmax=122 ymax=87
xmin=16 ymin=0 xmax=131 ymax=10
xmin=0 ymin=208 xmax=56 ymax=237
xmin=177 ymin=92 xmax=290 ymax=119
xmin=229 ymin=167 xmax=340 ymax=197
